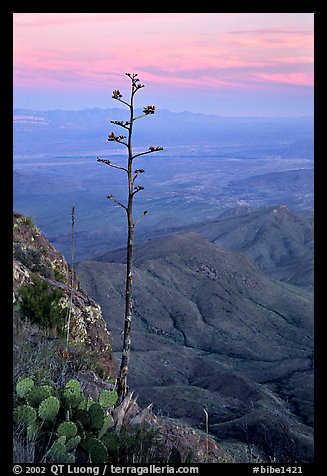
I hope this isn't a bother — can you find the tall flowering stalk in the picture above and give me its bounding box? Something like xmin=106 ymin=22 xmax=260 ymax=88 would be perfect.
xmin=97 ymin=73 xmax=163 ymax=402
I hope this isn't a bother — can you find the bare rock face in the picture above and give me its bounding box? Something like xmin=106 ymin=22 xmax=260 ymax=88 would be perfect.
xmin=13 ymin=212 xmax=117 ymax=379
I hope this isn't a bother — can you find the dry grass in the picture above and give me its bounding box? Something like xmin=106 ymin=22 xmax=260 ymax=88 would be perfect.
xmin=13 ymin=424 xmax=37 ymax=464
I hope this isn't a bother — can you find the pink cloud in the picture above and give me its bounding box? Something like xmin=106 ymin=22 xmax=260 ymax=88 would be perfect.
xmin=13 ymin=13 xmax=314 ymax=95
xmin=271 ymin=56 xmax=314 ymax=64
xmin=254 ymin=72 xmax=313 ymax=87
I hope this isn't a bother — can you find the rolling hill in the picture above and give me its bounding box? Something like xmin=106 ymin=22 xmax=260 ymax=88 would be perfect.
xmin=190 ymin=205 xmax=313 ymax=288
xmin=76 ymin=232 xmax=314 ymax=462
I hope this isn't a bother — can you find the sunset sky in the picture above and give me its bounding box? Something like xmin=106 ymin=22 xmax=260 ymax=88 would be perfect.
xmin=13 ymin=13 xmax=314 ymax=116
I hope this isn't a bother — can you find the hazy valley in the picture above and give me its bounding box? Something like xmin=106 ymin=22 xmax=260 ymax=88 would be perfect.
xmin=13 ymin=108 xmax=314 ymax=462
xmin=14 ymin=108 xmax=313 ymax=261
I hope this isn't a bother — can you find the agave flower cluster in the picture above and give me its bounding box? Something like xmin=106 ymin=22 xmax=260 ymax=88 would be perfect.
xmin=112 ymin=89 xmax=122 ymax=99
xmin=143 ymin=105 xmax=156 ymax=115
xmin=149 ymin=146 xmax=163 ymax=152
xmin=108 ymin=131 xmax=126 ymax=142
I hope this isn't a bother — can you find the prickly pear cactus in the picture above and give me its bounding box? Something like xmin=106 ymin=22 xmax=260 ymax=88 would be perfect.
xmin=65 ymin=435 xmax=81 ymax=452
xmin=84 ymin=437 xmax=108 ymax=463
xmin=13 ymin=376 xmax=123 ymax=464
xmin=51 ymin=452 xmax=76 ymax=464
xmin=98 ymin=415 xmax=114 ymax=439
xmin=46 ymin=436 xmax=78 ymax=464
xmin=63 ymin=380 xmax=83 ymax=408
xmin=13 ymin=405 xmax=37 ymax=426
xmin=78 ymin=397 xmax=95 ymax=411
xmin=75 ymin=420 xmax=86 ymax=440
xmin=26 ymin=422 xmax=41 ymax=440
xmin=52 ymin=436 xmax=67 ymax=448
xmin=89 ymin=403 xmax=105 ymax=430
xmin=38 ymin=396 xmax=60 ymax=422
xmin=57 ymin=421 xmax=78 ymax=439
xmin=26 ymin=385 xmax=52 ymax=407
xmin=65 ymin=379 xmax=81 ymax=393
xmin=16 ymin=377 xmax=34 ymax=398
xmin=99 ymin=389 xmax=118 ymax=408
xmin=76 ymin=409 xmax=91 ymax=429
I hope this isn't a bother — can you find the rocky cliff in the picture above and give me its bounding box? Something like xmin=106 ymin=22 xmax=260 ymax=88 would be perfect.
xmin=13 ymin=212 xmax=116 ymax=378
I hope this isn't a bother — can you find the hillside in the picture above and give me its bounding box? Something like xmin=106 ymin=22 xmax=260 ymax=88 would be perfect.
xmin=13 ymin=214 xmax=228 ymax=464
xmin=190 ymin=205 xmax=313 ymax=288
xmin=226 ymin=170 xmax=313 ymax=209
xmin=77 ymin=231 xmax=314 ymax=462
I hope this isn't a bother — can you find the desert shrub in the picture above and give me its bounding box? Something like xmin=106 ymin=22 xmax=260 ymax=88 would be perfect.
xmin=117 ymin=424 xmax=166 ymax=463
xmin=53 ymin=343 xmax=111 ymax=380
xmin=14 ymin=245 xmax=43 ymax=271
xmin=13 ymin=244 xmax=62 ymax=280
xmin=16 ymin=274 xmax=67 ymax=336
xmin=54 ymin=267 xmax=66 ymax=283
xmin=21 ymin=215 xmax=35 ymax=227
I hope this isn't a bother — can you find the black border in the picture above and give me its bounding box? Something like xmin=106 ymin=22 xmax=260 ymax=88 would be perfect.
xmin=5 ymin=6 xmax=321 ymax=474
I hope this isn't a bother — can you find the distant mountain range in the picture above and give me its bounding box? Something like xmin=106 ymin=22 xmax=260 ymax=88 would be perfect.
xmin=76 ymin=231 xmax=314 ymax=462
xmin=14 ymin=108 xmax=314 ymax=154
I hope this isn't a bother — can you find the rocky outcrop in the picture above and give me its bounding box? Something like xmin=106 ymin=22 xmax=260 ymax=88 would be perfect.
xmin=13 ymin=212 xmax=116 ymax=378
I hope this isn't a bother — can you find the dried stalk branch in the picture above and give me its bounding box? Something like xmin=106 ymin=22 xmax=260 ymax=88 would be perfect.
xmin=97 ymin=158 xmax=128 ymax=173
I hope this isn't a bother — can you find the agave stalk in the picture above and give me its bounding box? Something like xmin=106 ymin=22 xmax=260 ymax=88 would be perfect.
xmin=66 ymin=205 xmax=75 ymax=349
xmin=203 ymin=408 xmax=209 ymax=461
xmin=98 ymin=73 xmax=163 ymax=402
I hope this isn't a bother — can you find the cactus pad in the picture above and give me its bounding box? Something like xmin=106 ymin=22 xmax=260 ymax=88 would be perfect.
xmin=16 ymin=377 xmax=34 ymax=398
xmin=26 ymin=386 xmax=51 ymax=407
xmin=99 ymin=389 xmax=118 ymax=408
xmin=13 ymin=405 xmax=37 ymax=426
xmin=57 ymin=421 xmax=78 ymax=439
xmin=51 ymin=436 xmax=67 ymax=449
xmin=26 ymin=422 xmax=40 ymax=440
xmin=98 ymin=415 xmax=114 ymax=439
xmin=38 ymin=396 xmax=60 ymax=422
xmin=65 ymin=379 xmax=81 ymax=393
xmin=78 ymin=397 xmax=95 ymax=411
xmin=89 ymin=403 xmax=105 ymax=430
xmin=65 ymin=435 xmax=81 ymax=452
xmin=53 ymin=452 xmax=76 ymax=464
xmin=84 ymin=437 xmax=108 ymax=463
xmin=76 ymin=409 xmax=91 ymax=428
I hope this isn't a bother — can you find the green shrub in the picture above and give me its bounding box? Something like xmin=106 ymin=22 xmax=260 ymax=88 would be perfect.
xmin=54 ymin=268 xmax=66 ymax=283
xmin=16 ymin=275 xmax=67 ymax=335
xmin=14 ymin=245 xmax=43 ymax=271
xmin=22 ymin=215 xmax=35 ymax=227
